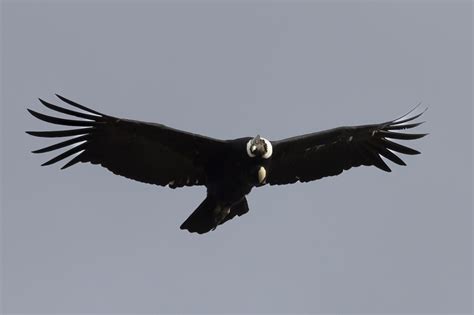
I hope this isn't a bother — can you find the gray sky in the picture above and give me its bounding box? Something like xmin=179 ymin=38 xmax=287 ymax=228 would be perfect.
xmin=2 ymin=0 xmax=472 ymax=313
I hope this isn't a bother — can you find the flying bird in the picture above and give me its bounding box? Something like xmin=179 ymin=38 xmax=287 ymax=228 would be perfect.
xmin=27 ymin=95 xmax=427 ymax=234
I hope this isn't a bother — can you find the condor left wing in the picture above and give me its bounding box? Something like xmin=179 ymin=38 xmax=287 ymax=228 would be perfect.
xmin=27 ymin=95 xmax=226 ymax=188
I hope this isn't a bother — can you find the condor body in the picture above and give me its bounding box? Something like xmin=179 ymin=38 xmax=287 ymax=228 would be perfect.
xmin=28 ymin=95 xmax=427 ymax=234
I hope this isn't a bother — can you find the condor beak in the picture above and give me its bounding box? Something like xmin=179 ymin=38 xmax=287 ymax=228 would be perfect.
xmin=251 ymin=145 xmax=257 ymax=153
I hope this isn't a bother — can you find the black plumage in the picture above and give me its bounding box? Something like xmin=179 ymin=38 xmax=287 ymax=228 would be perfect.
xmin=28 ymin=95 xmax=427 ymax=234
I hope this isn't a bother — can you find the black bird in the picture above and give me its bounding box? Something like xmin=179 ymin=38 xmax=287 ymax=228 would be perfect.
xmin=27 ymin=95 xmax=427 ymax=234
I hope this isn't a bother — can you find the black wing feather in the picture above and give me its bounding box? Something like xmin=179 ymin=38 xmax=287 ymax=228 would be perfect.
xmin=367 ymin=142 xmax=406 ymax=166
xmin=379 ymin=130 xmax=426 ymax=140
xmin=268 ymin=107 xmax=427 ymax=185
xmin=26 ymin=128 xmax=94 ymax=138
xmin=41 ymin=143 xmax=88 ymax=166
xmin=55 ymin=94 xmax=106 ymax=116
xmin=32 ymin=135 xmax=90 ymax=153
xmin=27 ymin=109 xmax=96 ymax=127
xmin=387 ymin=121 xmax=424 ymax=130
xmin=38 ymin=98 xmax=105 ymax=121
xmin=28 ymin=95 xmax=226 ymax=188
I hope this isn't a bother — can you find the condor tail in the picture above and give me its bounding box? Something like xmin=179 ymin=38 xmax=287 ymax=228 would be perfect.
xmin=180 ymin=196 xmax=249 ymax=234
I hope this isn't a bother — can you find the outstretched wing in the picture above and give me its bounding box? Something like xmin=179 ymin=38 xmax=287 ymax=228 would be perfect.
xmin=267 ymin=106 xmax=427 ymax=185
xmin=27 ymin=95 xmax=226 ymax=188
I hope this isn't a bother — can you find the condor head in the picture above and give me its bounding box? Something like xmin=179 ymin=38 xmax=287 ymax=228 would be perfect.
xmin=246 ymin=135 xmax=273 ymax=159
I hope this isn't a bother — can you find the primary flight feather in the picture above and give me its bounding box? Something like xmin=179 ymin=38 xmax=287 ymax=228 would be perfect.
xmin=28 ymin=95 xmax=427 ymax=234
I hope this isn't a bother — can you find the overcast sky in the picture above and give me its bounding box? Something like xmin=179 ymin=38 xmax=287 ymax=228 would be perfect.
xmin=2 ymin=0 xmax=472 ymax=313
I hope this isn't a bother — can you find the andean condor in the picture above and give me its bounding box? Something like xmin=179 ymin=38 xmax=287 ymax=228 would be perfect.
xmin=27 ymin=95 xmax=427 ymax=234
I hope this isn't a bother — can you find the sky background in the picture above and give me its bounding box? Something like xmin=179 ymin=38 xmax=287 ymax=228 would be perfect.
xmin=1 ymin=0 xmax=472 ymax=313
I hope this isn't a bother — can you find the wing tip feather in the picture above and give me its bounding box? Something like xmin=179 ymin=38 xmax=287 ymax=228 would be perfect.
xmin=54 ymin=93 xmax=104 ymax=116
xmin=38 ymin=98 xmax=48 ymax=106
